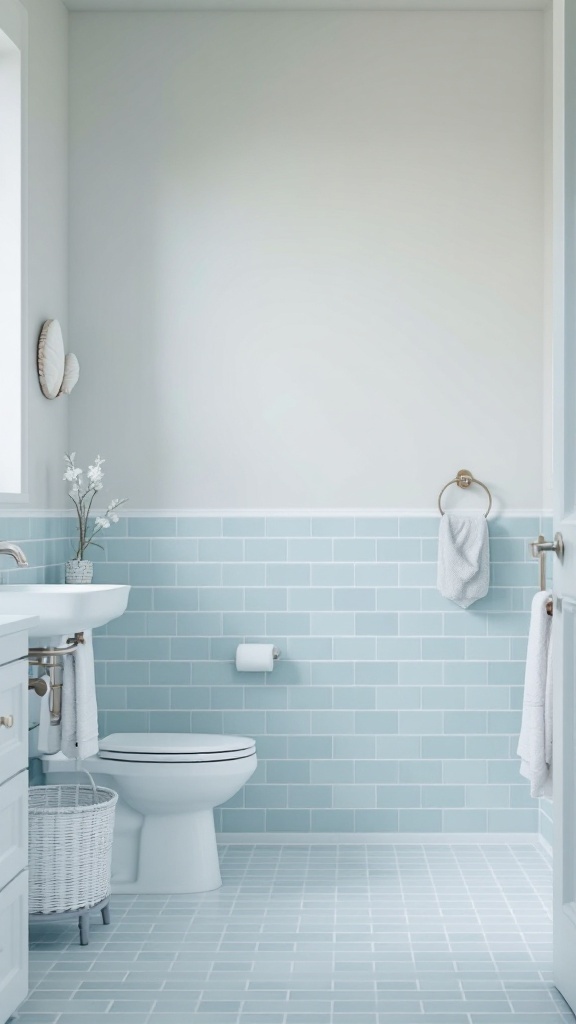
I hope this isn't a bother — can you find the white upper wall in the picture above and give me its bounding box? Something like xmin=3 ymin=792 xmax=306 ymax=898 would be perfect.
xmin=17 ymin=0 xmax=68 ymax=509
xmin=69 ymin=11 xmax=546 ymax=510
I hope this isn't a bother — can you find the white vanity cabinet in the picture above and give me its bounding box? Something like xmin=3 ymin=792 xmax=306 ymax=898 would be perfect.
xmin=0 ymin=617 xmax=36 ymax=1024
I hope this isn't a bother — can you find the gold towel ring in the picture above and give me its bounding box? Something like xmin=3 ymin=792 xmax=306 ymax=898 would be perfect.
xmin=438 ymin=469 xmax=492 ymax=518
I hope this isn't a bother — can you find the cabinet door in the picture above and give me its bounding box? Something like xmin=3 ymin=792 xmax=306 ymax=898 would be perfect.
xmin=0 ymin=771 xmax=27 ymax=893
xmin=0 ymin=871 xmax=28 ymax=1024
xmin=0 ymin=659 xmax=27 ymax=785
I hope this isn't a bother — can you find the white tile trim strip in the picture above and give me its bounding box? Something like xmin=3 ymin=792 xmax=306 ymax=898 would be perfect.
xmin=216 ymin=831 xmax=544 ymax=844
xmin=0 ymin=506 xmax=553 ymax=517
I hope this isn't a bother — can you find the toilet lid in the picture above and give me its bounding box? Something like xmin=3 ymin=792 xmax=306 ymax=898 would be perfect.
xmin=98 ymin=733 xmax=256 ymax=763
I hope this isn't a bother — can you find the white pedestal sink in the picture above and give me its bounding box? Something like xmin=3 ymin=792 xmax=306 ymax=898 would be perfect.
xmin=0 ymin=584 xmax=130 ymax=639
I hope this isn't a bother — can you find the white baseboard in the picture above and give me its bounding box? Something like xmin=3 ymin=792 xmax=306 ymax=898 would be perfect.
xmin=538 ymin=833 xmax=553 ymax=863
xmin=216 ymin=832 xmax=542 ymax=845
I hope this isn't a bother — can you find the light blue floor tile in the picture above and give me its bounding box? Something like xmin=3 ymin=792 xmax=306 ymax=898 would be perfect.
xmin=14 ymin=1017 xmax=60 ymax=1023
xmin=19 ymin=842 xmax=571 ymax=1024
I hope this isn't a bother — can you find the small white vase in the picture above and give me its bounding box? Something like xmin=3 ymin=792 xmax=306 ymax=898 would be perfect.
xmin=65 ymin=559 xmax=94 ymax=584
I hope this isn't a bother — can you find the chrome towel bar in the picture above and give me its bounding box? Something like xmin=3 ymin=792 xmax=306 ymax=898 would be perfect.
xmin=529 ymin=534 xmax=563 ymax=617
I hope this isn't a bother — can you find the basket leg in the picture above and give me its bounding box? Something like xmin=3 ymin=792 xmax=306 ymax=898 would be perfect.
xmin=78 ymin=912 xmax=90 ymax=946
xmin=101 ymin=902 xmax=110 ymax=926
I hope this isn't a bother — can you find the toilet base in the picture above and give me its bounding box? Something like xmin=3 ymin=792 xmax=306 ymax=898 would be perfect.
xmin=112 ymin=808 xmax=223 ymax=894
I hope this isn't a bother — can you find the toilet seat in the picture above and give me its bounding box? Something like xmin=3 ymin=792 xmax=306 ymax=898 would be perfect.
xmin=97 ymin=732 xmax=256 ymax=763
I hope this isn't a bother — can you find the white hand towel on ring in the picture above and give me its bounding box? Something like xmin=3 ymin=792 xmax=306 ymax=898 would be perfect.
xmin=437 ymin=513 xmax=490 ymax=609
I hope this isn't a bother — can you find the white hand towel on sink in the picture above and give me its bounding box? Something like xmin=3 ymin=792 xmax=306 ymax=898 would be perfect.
xmin=60 ymin=630 xmax=99 ymax=760
xmin=517 ymin=591 xmax=553 ymax=798
xmin=437 ymin=513 xmax=490 ymax=608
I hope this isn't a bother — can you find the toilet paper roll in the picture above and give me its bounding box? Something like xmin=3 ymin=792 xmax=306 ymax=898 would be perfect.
xmin=235 ymin=644 xmax=277 ymax=672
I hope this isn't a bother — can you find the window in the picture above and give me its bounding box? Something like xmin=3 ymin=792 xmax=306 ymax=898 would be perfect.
xmin=0 ymin=19 xmax=22 ymax=496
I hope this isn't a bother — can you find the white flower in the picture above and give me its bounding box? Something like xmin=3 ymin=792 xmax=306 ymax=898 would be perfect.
xmin=64 ymin=452 xmax=127 ymax=558
xmin=87 ymin=462 xmax=104 ymax=485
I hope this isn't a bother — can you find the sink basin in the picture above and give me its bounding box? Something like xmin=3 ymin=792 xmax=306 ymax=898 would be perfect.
xmin=0 ymin=584 xmax=130 ymax=639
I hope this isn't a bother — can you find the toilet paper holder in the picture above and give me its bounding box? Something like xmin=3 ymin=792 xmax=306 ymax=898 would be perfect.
xmin=235 ymin=643 xmax=282 ymax=672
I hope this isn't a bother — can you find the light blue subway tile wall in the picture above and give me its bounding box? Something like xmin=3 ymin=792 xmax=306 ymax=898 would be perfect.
xmin=0 ymin=516 xmax=72 ymax=583
xmin=89 ymin=515 xmax=545 ymax=832
xmin=7 ymin=512 xmax=545 ymax=831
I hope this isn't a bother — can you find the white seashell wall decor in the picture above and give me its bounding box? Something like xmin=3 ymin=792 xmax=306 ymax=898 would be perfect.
xmin=37 ymin=319 xmax=80 ymax=399
xmin=60 ymin=352 xmax=80 ymax=395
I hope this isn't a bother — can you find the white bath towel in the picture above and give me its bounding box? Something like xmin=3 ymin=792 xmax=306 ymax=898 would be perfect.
xmin=437 ymin=513 xmax=490 ymax=608
xmin=517 ymin=591 xmax=553 ymax=799
xmin=60 ymin=630 xmax=99 ymax=760
xmin=545 ymin=636 xmax=554 ymax=776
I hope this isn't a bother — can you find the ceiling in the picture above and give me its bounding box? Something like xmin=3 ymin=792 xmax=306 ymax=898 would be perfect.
xmin=63 ymin=0 xmax=547 ymax=11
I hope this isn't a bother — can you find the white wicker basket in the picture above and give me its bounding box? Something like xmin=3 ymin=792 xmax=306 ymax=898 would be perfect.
xmin=29 ymin=779 xmax=118 ymax=915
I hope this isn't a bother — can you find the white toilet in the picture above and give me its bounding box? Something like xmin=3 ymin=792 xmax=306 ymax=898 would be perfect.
xmin=42 ymin=733 xmax=257 ymax=894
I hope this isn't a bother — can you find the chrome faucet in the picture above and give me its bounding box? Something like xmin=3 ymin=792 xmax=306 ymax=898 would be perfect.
xmin=0 ymin=542 xmax=28 ymax=566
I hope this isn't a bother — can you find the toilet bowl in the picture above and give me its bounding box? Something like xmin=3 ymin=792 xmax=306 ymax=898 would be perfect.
xmin=42 ymin=733 xmax=257 ymax=894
